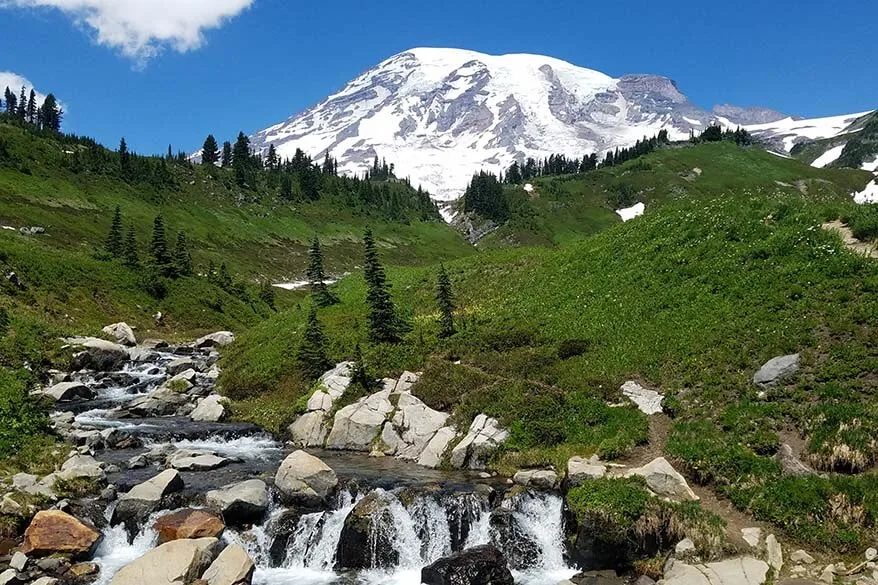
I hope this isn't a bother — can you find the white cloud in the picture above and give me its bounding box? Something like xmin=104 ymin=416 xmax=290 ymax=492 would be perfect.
xmin=0 ymin=71 xmax=48 ymax=104
xmin=0 ymin=0 xmax=254 ymax=65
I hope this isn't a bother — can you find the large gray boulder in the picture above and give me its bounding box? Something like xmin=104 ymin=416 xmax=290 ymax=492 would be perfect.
xmin=65 ymin=337 xmax=129 ymax=371
xmin=567 ymin=456 xmax=607 ymax=486
xmin=417 ymin=426 xmax=457 ymax=468
xmin=41 ymin=382 xmax=95 ymax=402
xmin=288 ymin=412 xmax=328 ymax=447
xmin=190 ymin=395 xmax=226 ymax=422
xmin=513 ymin=469 xmax=559 ymax=490
xmin=753 ymin=354 xmax=800 ymax=386
xmin=205 ymin=479 xmax=268 ymax=527
xmin=102 ymin=322 xmax=136 ymax=346
xmin=389 ymin=393 xmax=449 ymax=460
xmin=166 ymin=357 xmax=198 ymax=376
xmin=660 ymin=557 xmax=769 ymax=585
xmin=450 ymin=414 xmax=509 ymax=470
xmin=274 ymin=450 xmax=337 ymax=502
xmin=625 ymin=457 xmax=698 ymax=501
xmin=112 ymin=469 xmax=184 ymax=529
xmin=109 ymin=537 xmax=220 ymax=585
xmin=325 ymin=390 xmax=394 ymax=451
xmin=318 ymin=362 xmax=354 ymax=402
xmin=124 ymin=388 xmax=192 ymax=417
xmin=200 ymin=543 xmax=255 ymax=585
xmin=57 ymin=455 xmax=105 ymax=482
xmin=195 ymin=331 xmax=235 ymax=348
xmin=167 ymin=450 xmax=229 ymax=471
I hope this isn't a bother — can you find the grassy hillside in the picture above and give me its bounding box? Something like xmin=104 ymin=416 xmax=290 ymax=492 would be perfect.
xmin=0 ymin=120 xmax=472 ymax=464
xmin=468 ymin=142 xmax=869 ymax=248
xmin=222 ymin=145 xmax=877 ymax=551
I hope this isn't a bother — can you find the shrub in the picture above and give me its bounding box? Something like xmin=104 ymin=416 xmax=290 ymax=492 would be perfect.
xmin=0 ymin=368 xmax=51 ymax=458
xmin=557 ymin=338 xmax=591 ymax=360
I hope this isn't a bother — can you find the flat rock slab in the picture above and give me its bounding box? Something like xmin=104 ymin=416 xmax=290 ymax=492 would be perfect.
xmin=753 ymin=354 xmax=799 ymax=386
xmin=620 ymin=381 xmax=664 ymax=415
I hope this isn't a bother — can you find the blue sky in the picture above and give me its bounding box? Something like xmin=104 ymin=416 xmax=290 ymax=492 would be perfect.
xmin=0 ymin=0 xmax=874 ymax=155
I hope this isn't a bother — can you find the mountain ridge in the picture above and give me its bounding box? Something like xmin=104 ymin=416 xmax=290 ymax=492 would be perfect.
xmin=250 ymin=47 xmax=872 ymax=202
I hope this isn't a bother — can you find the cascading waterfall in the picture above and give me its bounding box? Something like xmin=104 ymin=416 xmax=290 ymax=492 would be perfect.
xmin=284 ymin=490 xmax=358 ymax=570
xmin=505 ymin=493 xmax=577 ymax=585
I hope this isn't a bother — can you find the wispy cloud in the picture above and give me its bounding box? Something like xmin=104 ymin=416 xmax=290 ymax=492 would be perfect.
xmin=0 ymin=0 xmax=255 ymax=67
xmin=0 ymin=71 xmax=49 ymax=103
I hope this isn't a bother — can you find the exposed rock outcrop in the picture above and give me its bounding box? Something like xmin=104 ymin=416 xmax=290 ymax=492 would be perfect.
xmin=65 ymin=337 xmax=129 ymax=372
xmin=450 ymin=414 xmax=509 ymax=470
xmin=624 ymin=457 xmax=698 ymax=501
xmin=205 ymin=479 xmax=268 ymax=527
xmin=659 ymin=557 xmax=769 ymax=585
xmin=111 ymin=469 xmax=184 ymax=530
xmin=102 ymin=323 xmax=136 ymax=346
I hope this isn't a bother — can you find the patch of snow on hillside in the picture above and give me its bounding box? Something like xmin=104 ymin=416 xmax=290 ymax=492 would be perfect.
xmin=683 ymin=117 xmax=702 ymax=125
xmin=744 ymin=112 xmax=872 ymax=152
xmin=863 ymin=156 xmax=878 ymax=172
xmin=616 ymin=202 xmax=645 ymax=221
xmin=854 ymin=180 xmax=878 ymax=204
xmin=811 ymin=144 xmax=846 ymax=168
xmin=523 ymin=183 xmax=534 ymax=193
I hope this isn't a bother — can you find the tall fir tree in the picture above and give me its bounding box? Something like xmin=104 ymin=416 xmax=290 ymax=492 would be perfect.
xmin=307 ymin=237 xmax=338 ymax=307
xmin=436 ymin=264 xmax=455 ymax=338
xmin=26 ymin=89 xmax=37 ymax=124
xmin=105 ymin=206 xmax=124 ymax=257
xmin=201 ymin=134 xmax=220 ymax=166
xmin=38 ymin=94 xmax=62 ymax=131
xmin=221 ymin=141 xmax=232 ymax=168
xmin=296 ymin=307 xmax=332 ymax=379
xmin=16 ymin=87 xmax=26 ymax=119
xmin=362 ymin=229 xmax=406 ymax=343
xmin=232 ymin=131 xmax=252 ymax=186
xmin=173 ymin=231 xmax=192 ymax=276
xmin=123 ymin=224 xmax=139 ymax=268
xmin=150 ymin=215 xmax=171 ymax=272
xmin=3 ymin=87 xmax=14 ymax=115
xmin=119 ymin=137 xmax=130 ymax=174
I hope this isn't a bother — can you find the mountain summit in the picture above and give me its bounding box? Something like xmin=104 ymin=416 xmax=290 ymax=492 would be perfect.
xmin=249 ymin=48 xmax=851 ymax=201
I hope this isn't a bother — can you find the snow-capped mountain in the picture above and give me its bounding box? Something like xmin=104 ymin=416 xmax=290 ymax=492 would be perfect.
xmin=250 ymin=47 xmax=871 ymax=201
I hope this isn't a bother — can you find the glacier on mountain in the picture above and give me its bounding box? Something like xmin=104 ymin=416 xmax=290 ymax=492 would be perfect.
xmin=250 ymin=47 xmax=872 ymax=202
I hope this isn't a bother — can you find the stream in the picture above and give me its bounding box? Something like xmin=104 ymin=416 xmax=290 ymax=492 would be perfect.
xmin=51 ymin=342 xmax=578 ymax=585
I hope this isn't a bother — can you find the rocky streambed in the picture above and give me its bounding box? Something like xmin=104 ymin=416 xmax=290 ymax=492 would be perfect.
xmin=1 ymin=332 xmax=859 ymax=585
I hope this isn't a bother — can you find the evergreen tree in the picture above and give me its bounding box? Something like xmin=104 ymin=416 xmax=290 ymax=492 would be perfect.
xmin=307 ymin=237 xmax=338 ymax=307
xmin=150 ymin=215 xmax=171 ymax=272
xmin=119 ymin=137 xmax=130 ymax=174
xmin=173 ymin=231 xmax=192 ymax=276
xmin=201 ymin=134 xmax=220 ymax=166
xmin=279 ymin=174 xmax=293 ymax=200
xmin=38 ymin=94 xmax=62 ymax=131
xmin=3 ymin=88 xmax=14 ymax=115
xmin=105 ymin=206 xmax=124 ymax=257
xmin=266 ymin=144 xmax=278 ymax=170
xmin=221 ymin=141 xmax=232 ymax=167
xmin=123 ymin=224 xmax=139 ymax=267
xmin=349 ymin=343 xmax=377 ymax=390
xmin=232 ymin=131 xmax=252 ymax=186
xmin=15 ymin=87 xmax=26 ymax=119
xmin=435 ymin=264 xmax=455 ymax=338
xmin=296 ymin=307 xmax=332 ymax=379
xmin=363 ymin=229 xmax=406 ymax=343
xmin=259 ymin=280 xmax=276 ymax=310
xmin=26 ymin=89 xmax=37 ymax=124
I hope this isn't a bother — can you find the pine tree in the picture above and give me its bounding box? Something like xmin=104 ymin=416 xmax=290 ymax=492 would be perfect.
xmin=349 ymin=343 xmax=377 ymax=390
xmin=123 ymin=224 xmax=139 ymax=267
xmin=150 ymin=215 xmax=171 ymax=272
xmin=307 ymin=237 xmax=338 ymax=307
xmin=16 ymin=87 xmax=26 ymax=119
xmin=259 ymin=280 xmax=276 ymax=310
xmin=173 ymin=231 xmax=192 ymax=276
xmin=221 ymin=141 xmax=232 ymax=167
xmin=232 ymin=131 xmax=252 ymax=186
xmin=105 ymin=206 xmax=124 ymax=257
xmin=38 ymin=94 xmax=62 ymax=131
xmin=26 ymin=89 xmax=37 ymax=124
xmin=363 ymin=229 xmax=406 ymax=343
xmin=201 ymin=134 xmax=220 ymax=166
xmin=296 ymin=307 xmax=332 ymax=379
xmin=119 ymin=137 xmax=130 ymax=174
xmin=279 ymin=174 xmax=293 ymax=200
xmin=436 ymin=264 xmax=455 ymax=338
xmin=3 ymin=88 xmax=14 ymax=115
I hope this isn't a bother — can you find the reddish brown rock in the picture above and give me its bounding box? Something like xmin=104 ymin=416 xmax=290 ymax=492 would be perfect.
xmin=21 ymin=510 xmax=101 ymax=559
xmin=154 ymin=509 xmax=225 ymax=545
